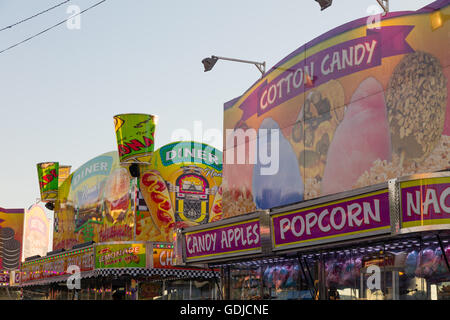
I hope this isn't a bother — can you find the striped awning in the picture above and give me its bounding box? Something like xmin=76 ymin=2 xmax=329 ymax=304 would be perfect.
xmin=20 ymin=268 xmax=219 ymax=286
xmin=95 ymin=267 xmax=220 ymax=279
xmin=21 ymin=270 xmax=96 ymax=287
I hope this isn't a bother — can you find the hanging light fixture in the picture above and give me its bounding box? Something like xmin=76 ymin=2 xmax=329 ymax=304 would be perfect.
xmin=315 ymin=0 xmax=332 ymax=11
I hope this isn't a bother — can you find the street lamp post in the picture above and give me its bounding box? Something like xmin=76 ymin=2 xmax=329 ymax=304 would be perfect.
xmin=316 ymin=0 xmax=389 ymax=15
xmin=376 ymin=0 xmax=389 ymax=15
xmin=202 ymin=55 xmax=266 ymax=77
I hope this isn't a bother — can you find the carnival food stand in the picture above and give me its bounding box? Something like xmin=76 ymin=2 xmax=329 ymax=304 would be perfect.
xmin=178 ymin=0 xmax=450 ymax=301
xmin=178 ymin=172 xmax=450 ymax=300
xmin=270 ymin=172 xmax=450 ymax=300
xmin=20 ymin=241 xmax=220 ymax=300
xmin=25 ymin=127 xmax=224 ymax=300
xmin=94 ymin=241 xmax=219 ymax=300
xmin=175 ymin=211 xmax=272 ymax=300
xmin=21 ymin=244 xmax=95 ymax=300
xmin=0 ymin=207 xmax=24 ymax=300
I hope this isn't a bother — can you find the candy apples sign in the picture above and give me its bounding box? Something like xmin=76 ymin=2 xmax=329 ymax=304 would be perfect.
xmin=223 ymin=0 xmax=450 ymax=218
xmin=185 ymin=219 xmax=261 ymax=262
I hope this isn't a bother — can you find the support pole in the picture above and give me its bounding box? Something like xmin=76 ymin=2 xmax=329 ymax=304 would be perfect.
xmin=437 ymin=234 xmax=450 ymax=272
xmin=297 ymin=254 xmax=317 ymax=299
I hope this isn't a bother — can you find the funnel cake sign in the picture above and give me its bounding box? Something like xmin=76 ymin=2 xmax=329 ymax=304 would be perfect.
xmin=271 ymin=189 xmax=391 ymax=250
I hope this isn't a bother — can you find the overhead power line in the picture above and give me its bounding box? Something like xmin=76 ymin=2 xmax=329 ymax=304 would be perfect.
xmin=0 ymin=0 xmax=107 ymax=55
xmin=0 ymin=0 xmax=71 ymax=32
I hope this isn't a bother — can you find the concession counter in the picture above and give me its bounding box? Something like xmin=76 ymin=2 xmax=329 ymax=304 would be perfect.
xmin=177 ymin=172 xmax=450 ymax=300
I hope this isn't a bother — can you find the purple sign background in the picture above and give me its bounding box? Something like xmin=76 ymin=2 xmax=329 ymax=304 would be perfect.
xmin=185 ymin=219 xmax=261 ymax=260
xmin=238 ymin=26 xmax=414 ymax=121
xmin=401 ymin=182 xmax=450 ymax=225
xmin=272 ymin=191 xmax=391 ymax=248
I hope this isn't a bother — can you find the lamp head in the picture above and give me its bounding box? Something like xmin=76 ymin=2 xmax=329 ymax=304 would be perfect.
xmin=202 ymin=56 xmax=218 ymax=72
xmin=315 ymin=0 xmax=332 ymax=11
xmin=45 ymin=202 xmax=55 ymax=211
xmin=128 ymin=163 xmax=140 ymax=178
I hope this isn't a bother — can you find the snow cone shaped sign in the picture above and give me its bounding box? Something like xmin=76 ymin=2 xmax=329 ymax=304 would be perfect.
xmin=114 ymin=113 xmax=157 ymax=164
xmin=37 ymin=162 xmax=59 ymax=202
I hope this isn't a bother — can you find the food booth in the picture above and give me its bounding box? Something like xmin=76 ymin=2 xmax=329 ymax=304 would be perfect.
xmin=0 ymin=207 xmax=24 ymax=300
xmin=178 ymin=172 xmax=450 ymax=300
xmin=23 ymin=123 xmax=224 ymax=300
xmin=20 ymin=241 xmax=220 ymax=300
xmin=182 ymin=0 xmax=450 ymax=301
xmin=175 ymin=210 xmax=273 ymax=300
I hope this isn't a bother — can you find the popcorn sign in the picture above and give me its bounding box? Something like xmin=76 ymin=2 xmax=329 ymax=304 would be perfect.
xmin=271 ymin=189 xmax=391 ymax=250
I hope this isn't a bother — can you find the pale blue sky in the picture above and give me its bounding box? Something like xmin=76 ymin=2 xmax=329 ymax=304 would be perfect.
xmin=0 ymin=0 xmax=433 ymax=208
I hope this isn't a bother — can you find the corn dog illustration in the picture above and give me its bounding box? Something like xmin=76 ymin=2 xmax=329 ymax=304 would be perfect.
xmin=140 ymin=170 xmax=175 ymax=241
xmin=209 ymin=186 xmax=223 ymax=223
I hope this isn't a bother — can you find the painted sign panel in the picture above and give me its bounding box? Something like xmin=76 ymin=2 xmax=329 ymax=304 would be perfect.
xmin=21 ymin=247 xmax=94 ymax=283
xmin=95 ymin=243 xmax=146 ymax=269
xmin=223 ymin=1 xmax=450 ymax=219
xmin=9 ymin=270 xmax=20 ymax=287
xmin=137 ymin=141 xmax=223 ymax=242
xmin=37 ymin=162 xmax=59 ymax=202
xmin=54 ymin=144 xmax=222 ymax=249
xmin=58 ymin=165 xmax=71 ymax=187
xmin=271 ymin=189 xmax=391 ymax=250
xmin=400 ymin=176 xmax=450 ymax=228
xmin=53 ymin=151 xmax=135 ymax=251
xmin=22 ymin=204 xmax=50 ymax=260
xmin=184 ymin=219 xmax=261 ymax=262
xmin=114 ymin=113 xmax=157 ymax=164
xmin=0 ymin=270 xmax=8 ymax=287
xmin=0 ymin=208 xmax=24 ymax=271
xmin=152 ymin=247 xmax=175 ymax=269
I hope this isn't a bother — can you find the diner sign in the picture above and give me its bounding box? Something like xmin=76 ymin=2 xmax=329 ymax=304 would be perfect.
xmin=185 ymin=219 xmax=261 ymax=262
xmin=400 ymin=177 xmax=450 ymax=228
xmin=272 ymin=189 xmax=391 ymax=250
